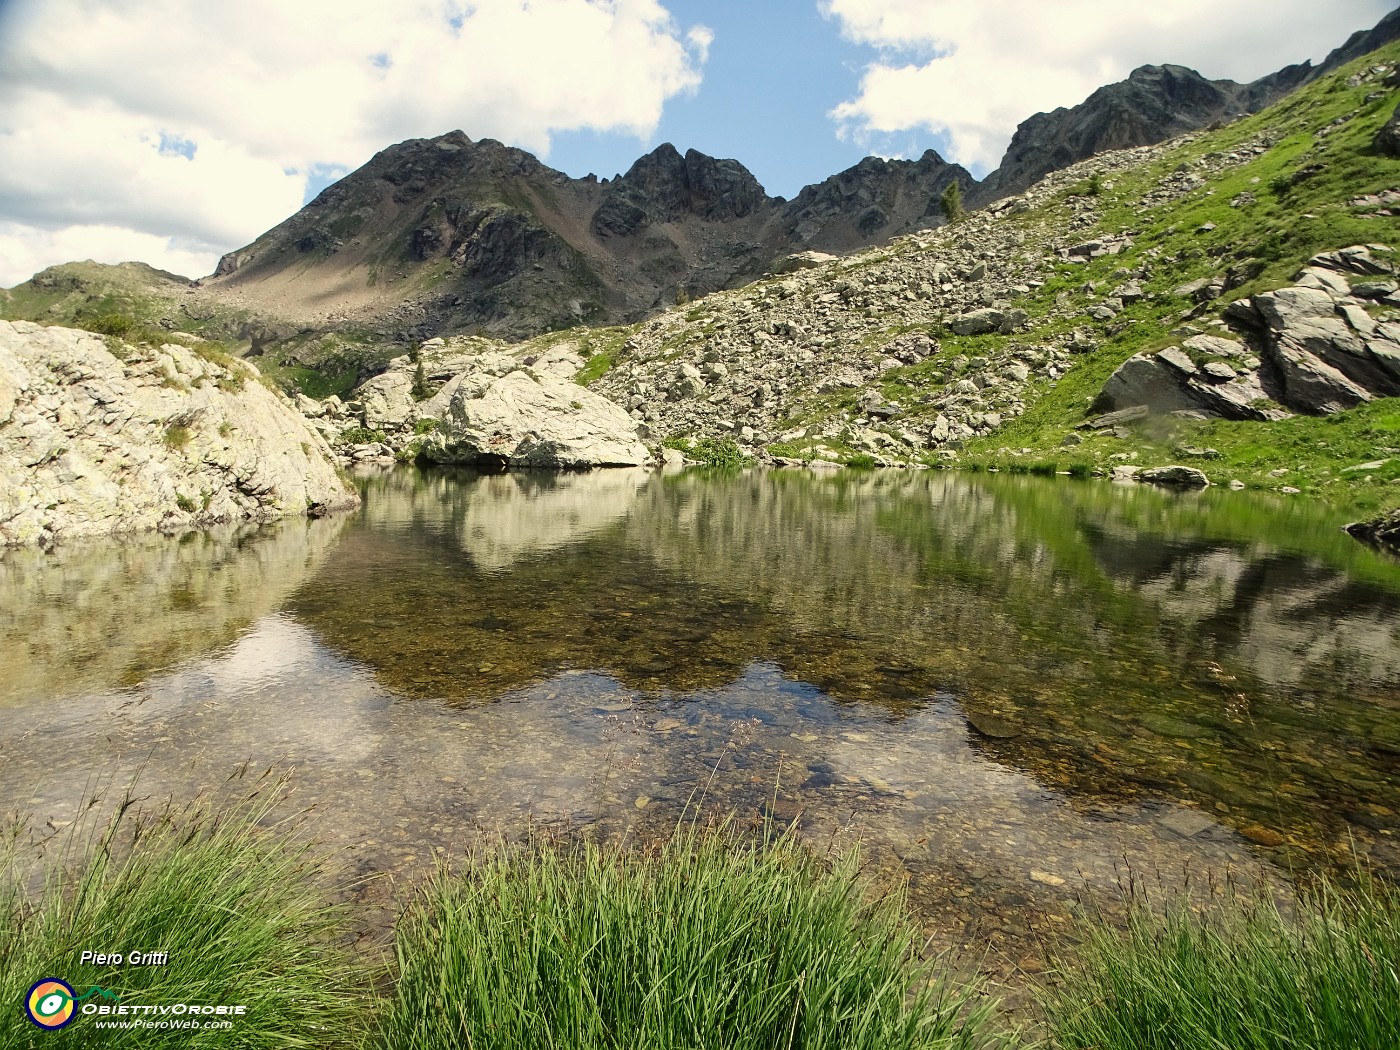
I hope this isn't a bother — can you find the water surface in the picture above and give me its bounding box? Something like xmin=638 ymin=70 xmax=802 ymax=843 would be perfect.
xmin=4 ymin=466 xmax=1399 ymax=991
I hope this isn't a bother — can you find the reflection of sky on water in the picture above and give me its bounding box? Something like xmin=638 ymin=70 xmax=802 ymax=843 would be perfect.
xmin=3 ymin=465 xmax=1400 ymax=992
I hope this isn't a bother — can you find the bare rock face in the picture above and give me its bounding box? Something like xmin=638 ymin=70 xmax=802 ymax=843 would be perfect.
xmin=359 ymin=370 xmax=417 ymax=430
xmin=419 ymin=354 xmax=649 ymax=469
xmin=1348 ymin=507 xmax=1400 ymax=549
xmin=1092 ymin=246 xmax=1400 ymax=421
xmin=0 ymin=321 xmax=359 ymax=547
xmin=592 ymin=144 xmax=768 ymax=237
xmin=1140 ymin=465 xmax=1211 ymax=487
xmin=1377 ymin=101 xmax=1400 ymax=158
xmin=1092 ymin=337 xmax=1276 ymax=422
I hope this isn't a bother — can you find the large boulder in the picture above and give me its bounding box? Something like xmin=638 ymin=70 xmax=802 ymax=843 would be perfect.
xmin=1140 ymin=465 xmax=1210 ymax=488
xmin=1347 ymin=507 xmax=1400 ymax=549
xmin=1245 ymin=256 xmax=1400 ymax=412
xmin=359 ymin=370 xmax=416 ymax=430
xmin=420 ymin=356 xmax=649 ymax=468
xmin=1375 ymin=102 xmax=1400 ymax=157
xmin=1094 ymin=248 xmax=1400 ymax=422
xmin=1091 ymin=337 xmax=1276 ymax=422
xmin=0 ymin=320 xmax=358 ymax=547
xmin=1265 ymin=336 xmax=1374 ymax=413
xmin=952 ymin=308 xmax=1008 ymax=337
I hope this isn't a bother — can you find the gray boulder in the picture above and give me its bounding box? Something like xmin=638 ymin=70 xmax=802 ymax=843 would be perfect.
xmin=1308 ymin=245 xmax=1395 ymax=277
xmin=1140 ymin=465 xmax=1210 ymax=487
xmin=1252 ymin=286 xmax=1335 ymax=328
xmin=1249 ymin=266 xmax=1400 ymax=410
xmin=359 ymin=370 xmax=416 ymax=430
xmin=1266 ymin=338 xmax=1373 ymax=413
xmin=420 ymin=359 xmax=649 ymax=468
xmin=0 ymin=320 xmax=358 ymax=547
xmin=1091 ymin=349 xmax=1275 ymax=422
xmin=948 ymin=308 xmax=1005 ymax=336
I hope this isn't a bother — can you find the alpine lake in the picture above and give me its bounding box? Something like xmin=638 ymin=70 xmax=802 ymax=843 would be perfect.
xmin=4 ymin=464 xmax=1400 ymax=1007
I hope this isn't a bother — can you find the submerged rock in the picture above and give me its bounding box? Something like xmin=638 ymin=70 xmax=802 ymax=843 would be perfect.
xmin=0 ymin=320 xmax=358 ymax=547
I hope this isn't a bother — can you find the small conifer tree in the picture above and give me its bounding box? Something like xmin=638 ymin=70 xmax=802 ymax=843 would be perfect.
xmin=940 ymin=180 xmax=965 ymax=223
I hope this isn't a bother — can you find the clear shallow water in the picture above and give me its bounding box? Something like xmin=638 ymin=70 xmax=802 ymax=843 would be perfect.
xmin=3 ymin=466 xmax=1400 ymax=989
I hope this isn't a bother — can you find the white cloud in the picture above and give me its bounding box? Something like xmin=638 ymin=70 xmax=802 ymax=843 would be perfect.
xmin=0 ymin=0 xmax=710 ymax=286
xmin=822 ymin=0 xmax=1396 ymax=173
xmin=0 ymin=223 xmax=219 ymax=285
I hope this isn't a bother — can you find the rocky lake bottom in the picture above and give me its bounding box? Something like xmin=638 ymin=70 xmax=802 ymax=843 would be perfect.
xmin=3 ymin=465 xmax=1400 ymax=1011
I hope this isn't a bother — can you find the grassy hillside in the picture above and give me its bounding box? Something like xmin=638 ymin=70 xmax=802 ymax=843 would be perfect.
xmin=0 ymin=261 xmax=400 ymax=399
xmin=954 ymin=46 xmax=1400 ymax=507
xmin=550 ymin=41 xmax=1400 ymax=513
xmin=4 ymin=42 xmax=1398 ymax=517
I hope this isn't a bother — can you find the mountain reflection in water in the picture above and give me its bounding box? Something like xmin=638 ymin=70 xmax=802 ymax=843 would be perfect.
xmin=3 ymin=465 xmax=1399 ymax=989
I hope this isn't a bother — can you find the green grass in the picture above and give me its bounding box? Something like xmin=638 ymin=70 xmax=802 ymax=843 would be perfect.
xmin=162 ymin=423 xmax=191 ymax=450
xmin=1044 ymin=877 xmax=1400 ymax=1050
xmin=11 ymin=780 xmax=1400 ymax=1050
xmin=931 ymin=43 xmax=1400 ymax=515
xmin=375 ymin=821 xmax=998 ymax=1050
xmin=339 ymin=426 xmax=388 ymax=446
xmin=575 ymin=350 xmax=616 ymax=385
xmin=662 ymin=435 xmax=752 ymax=469
xmin=0 ymin=777 xmax=365 ymax=1048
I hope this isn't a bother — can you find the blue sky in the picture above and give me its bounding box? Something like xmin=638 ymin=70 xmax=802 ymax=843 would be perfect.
xmin=548 ymin=2 xmax=892 ymax=200
xmin=0 ymin=0 xmax=1393 ymax=284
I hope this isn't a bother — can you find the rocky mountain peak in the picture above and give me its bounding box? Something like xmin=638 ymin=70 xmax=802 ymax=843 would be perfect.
xmin=591 ymin=143 xmax=768 ymax=237
xmin=782 ymin=148 xmax=972 ymax=247
xmin=978 ymin=64 xmax=1250 ymax=201
xmin=176 ymin=5 xmax=1400 ymax=348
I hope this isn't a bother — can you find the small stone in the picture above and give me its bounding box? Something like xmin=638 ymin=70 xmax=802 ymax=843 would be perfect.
xmin=1239 ymin=824 xmax=1287 ymax=847
xmin=1201 ymin=361 xmax=1237 ymax=382
xmin=965 ymin=711 xmax=1020 ymax=739
xmin=1030 ymin=870 xmax=1066 ymax=887
xmin=1158 ymin=809 xmax=1216 ymax=839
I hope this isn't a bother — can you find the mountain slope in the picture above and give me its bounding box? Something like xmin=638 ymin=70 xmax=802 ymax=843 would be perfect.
xmin=201 ymin=133 xmax=974 ymax=343
xmin=5 ymin=7 xmax=1398 ymax=410
xmin=975 ymin=7 xmax=1400 ymax=202
xmin=176 ymin=5 xmax=1400 ymax=350
xmin=506 ymin=38 xmax=1397 ymax=516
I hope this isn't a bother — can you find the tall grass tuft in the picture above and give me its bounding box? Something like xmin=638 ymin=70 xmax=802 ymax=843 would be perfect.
xmin=0 ymin=773 xmax=366 ymax=1048
xmin=1044 ymin=877 xmax=1400 ymax=1050
xmin=376 ymin=821 xmax=999 ymax=1050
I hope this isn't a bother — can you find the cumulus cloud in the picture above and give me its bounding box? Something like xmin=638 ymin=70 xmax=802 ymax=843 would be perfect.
xmin=0 ymin=0 xmax=710 ymax=285
xmin=822 ymin=0 xmax=1395 ymax=174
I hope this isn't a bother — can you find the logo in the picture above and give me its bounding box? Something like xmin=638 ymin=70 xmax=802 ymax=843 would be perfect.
xmin=25 ymin=979 xmax=76 ymax=1030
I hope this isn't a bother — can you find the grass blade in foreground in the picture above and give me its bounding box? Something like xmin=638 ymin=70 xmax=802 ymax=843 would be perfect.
xmin=1044 ymin=878 xmax=1400 ymax=1050
xmin=0 ymin=775 xmax=365 ymax=1049
xmin=378 ymin=822 xmax=1000 ymax=1050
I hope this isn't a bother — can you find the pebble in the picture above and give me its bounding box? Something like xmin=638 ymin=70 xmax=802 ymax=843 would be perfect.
xmin=1239 ymin=823 xmax=1286 ymax=847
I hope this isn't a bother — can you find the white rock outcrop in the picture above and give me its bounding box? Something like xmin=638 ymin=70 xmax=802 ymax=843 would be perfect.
xmin=0 ymin=321 xmax=359 ymax=546
xmin=419 ymin=353 xmax=650 ymax=468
